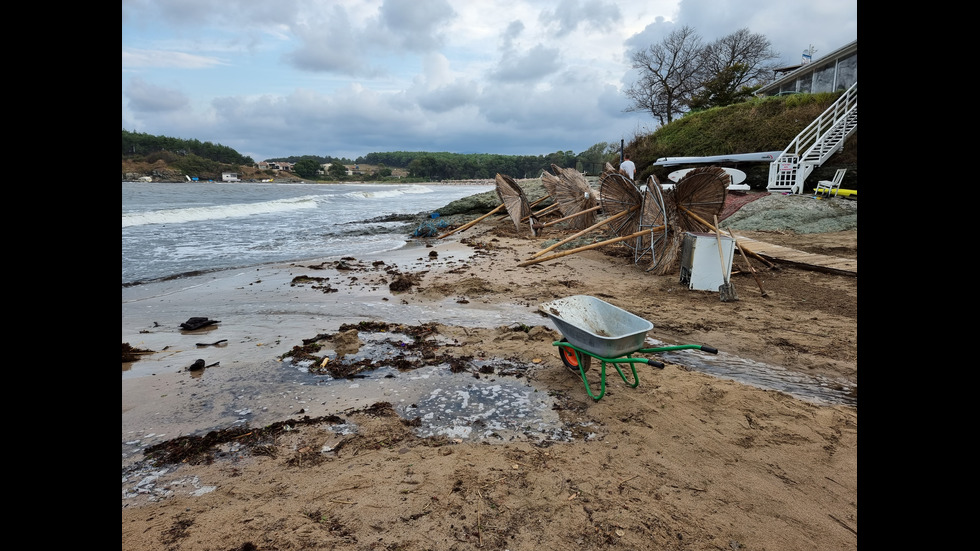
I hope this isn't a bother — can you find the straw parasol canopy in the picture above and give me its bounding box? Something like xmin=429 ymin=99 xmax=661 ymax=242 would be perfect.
xmin=495 ymin=173 xmax=536 ymax=237
xmin=599 ymin=171 xmax=643 ymax=249
xmin=541 ymin=170 xmax=561 ymax=198
xmin=638 ymin=175 xmax=686 ymax=275
xmin=669 ymin=166 xmax=729 ymax=233
xmin=550 ymin=164 xmax=597 ymax=230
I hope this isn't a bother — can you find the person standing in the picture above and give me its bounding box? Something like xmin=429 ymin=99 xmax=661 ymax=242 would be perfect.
xmin=619 ymin=154 xmax=636 ymax=180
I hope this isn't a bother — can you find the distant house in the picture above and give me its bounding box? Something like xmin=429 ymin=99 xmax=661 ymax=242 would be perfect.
xmin=257 ymin=161 xmax=294 ymax=172
xmin=222 ymin=172 xmax=241 ymax=182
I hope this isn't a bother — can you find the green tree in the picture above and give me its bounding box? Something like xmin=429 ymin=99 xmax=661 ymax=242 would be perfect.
xmin=374 ymin=163 xmax=392 ymax=178
xmin=293 ymin=158 xmax=321 ymax=178
xmin=327 ymin=162 xmax=348 ymax=179
xmin=687 ymin=64 xmax=760 ymax=111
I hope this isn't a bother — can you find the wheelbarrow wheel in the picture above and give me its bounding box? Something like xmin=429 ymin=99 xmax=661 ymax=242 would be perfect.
xmin=559 ymin=338 xmax=591 ymax=373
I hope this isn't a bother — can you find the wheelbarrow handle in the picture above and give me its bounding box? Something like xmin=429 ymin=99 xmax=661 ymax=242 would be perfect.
xmin=636 ymin=344 xmax=718 ymax=355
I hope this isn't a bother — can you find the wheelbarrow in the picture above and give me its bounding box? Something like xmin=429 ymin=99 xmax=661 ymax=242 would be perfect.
xmin=539 ymin=295 xmax=718 ymax=401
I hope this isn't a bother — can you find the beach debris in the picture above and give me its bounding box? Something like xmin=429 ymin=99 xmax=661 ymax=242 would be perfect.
xmin=550 ymin=164 xmax=598 ymax=230
xmin=714 ymin=215 xmax=739 ymax=302
xmin=436 ymin=203 xmax=507 ymax=239
xmin=728 ymin=228 xmax=768 ymax=297
xmin=179 ymin=317 xmax=220 ymax=330
xmin=495 ymin=173 xmax=538 ymax=236
xmin=196 ymin=339 xmax=228 ymax=347
xmin=519 ymin=167 xmax=733 ymax=275
xmin=122 ymin=342 xmax=154 ymax=363
xmin=412 ymin=218 xmax=450 ymax=237
xmin=187 ymin=359 xmax=220 ymax=372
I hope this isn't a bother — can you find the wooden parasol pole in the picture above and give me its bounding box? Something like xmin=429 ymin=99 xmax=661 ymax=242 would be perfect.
xmin=518 ymin=225 xmax=664 ymax=267
xmin=528 ymin=195 xmax=551 ymax=209
xmin=729 ymin=228 xmax=768 ymax=297
xmin=676 ymin=205 xmax=775 ymax=268
xmin=536 ymin=205 xmax=602 ymax=229
xmin=436 ymin=204 xmax=506 ymax=239
xmin=520 ymin=201 xmax=562 ymax=222
xmin=530 ymin=207 xmax=637 ymax=258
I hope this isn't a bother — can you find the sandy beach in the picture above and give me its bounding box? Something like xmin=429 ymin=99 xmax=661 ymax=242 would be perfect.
xmin=122 ymin=193 xmax=858 ymax=550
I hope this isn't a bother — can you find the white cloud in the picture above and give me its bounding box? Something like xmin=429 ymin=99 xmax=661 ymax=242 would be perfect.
xmin=125 ymin=77 xmax=191 ymax=113
xmin=121 ymin=0 xmax=858 ymax=161
xmin=122 ymin=49 xmax=227 ymax=70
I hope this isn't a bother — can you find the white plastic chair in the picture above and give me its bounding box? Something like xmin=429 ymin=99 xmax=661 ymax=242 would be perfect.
xmin=814 ymin=168 xmax=846 ymax=197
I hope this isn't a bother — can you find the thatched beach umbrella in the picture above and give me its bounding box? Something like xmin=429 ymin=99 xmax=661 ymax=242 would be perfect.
xmin=549 ymin=165 xmax=598 ymax=230
xmin=634 ymin=166 xmax=729 ymax=274
xmin=599 ymin=171 xmax=643 ymax=250
xmin=541 ymin=170 xmax=560 ymax=198
xmin=634 ymin=175 xmax=678 ymax=274
xmin=495 ymin=173 xmax=537 ymax=237
xmin=670 ymin=166 xmax=729 ymax=233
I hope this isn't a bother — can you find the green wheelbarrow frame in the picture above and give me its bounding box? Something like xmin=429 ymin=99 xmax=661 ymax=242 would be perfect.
xmin=553 ymin=340 xmax=718 ymax=401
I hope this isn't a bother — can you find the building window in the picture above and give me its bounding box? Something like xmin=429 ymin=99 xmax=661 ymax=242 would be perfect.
xmin=798 ymin=72 xmax=813 ymax=94
xmin=813 ymin=64 xmax=836 ymax=93
xmin=835 ymin=52 xmax=857 ymax=91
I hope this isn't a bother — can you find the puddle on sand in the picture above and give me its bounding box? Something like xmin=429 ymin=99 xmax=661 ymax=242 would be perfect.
xmin=392 ymin=361 xmax=574 ymax=442
xmin=648 ymin=337 xmax=857 ymax=406
xmin=283 ymin=332 xmax=575 ymax=443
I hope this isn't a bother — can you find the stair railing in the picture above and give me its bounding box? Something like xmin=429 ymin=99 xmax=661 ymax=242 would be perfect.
xmin=768 ymin=82 xmax=858 ymax=193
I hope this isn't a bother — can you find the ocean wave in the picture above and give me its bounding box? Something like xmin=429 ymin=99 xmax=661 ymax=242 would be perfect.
xmin=122 ymin=196 xmax=321 ymax=227
xmin=341 ymin=185 xmax=434 ymax=200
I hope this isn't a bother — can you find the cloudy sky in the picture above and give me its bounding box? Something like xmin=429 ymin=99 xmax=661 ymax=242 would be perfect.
xmin=121 ymin=0 xmax=857 ymax=162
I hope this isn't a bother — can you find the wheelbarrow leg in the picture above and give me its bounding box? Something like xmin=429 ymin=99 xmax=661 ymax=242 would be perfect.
xmin=610 ymin=356 xmax=641 ymax=388
xmin=577 ymin=354 xmax=606 ymax=401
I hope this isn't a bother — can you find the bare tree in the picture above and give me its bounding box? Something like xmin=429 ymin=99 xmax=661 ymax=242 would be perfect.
xmin=624 ymin=27 xmax=782 ymax=124
xmin=624 ymin=26 xmax=708 ymax=126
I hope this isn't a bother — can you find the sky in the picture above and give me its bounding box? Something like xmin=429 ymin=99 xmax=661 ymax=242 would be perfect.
xmin=121 ymin=0 xmax=857 ymax=163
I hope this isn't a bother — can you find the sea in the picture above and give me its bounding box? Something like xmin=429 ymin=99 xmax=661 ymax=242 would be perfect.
xmin=121 ymin=180 xmax=494 ymax=285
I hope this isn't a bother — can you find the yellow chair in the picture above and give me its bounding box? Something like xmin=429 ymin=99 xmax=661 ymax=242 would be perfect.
xmin=814 ymin=168 xmax=846 ymax=197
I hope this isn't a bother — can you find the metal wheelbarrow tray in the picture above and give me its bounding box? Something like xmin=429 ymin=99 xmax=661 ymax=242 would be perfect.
xmin=539 ymin=295 xmax=718 ymax=401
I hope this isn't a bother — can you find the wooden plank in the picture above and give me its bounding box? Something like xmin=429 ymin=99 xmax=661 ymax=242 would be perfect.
xmin=733 ymin=235 xmax=856 ymax=276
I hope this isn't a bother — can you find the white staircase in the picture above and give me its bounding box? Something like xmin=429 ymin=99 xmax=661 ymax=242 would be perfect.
xmin=767 ymin=82 xmax=857 ymax=194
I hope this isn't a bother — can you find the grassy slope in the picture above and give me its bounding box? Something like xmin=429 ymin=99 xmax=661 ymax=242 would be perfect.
xmin=628 ymin=92 xmax=857 ymax=191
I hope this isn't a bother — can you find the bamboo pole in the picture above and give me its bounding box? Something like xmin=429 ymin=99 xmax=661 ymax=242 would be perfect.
xmin=518 ymin=225 xmax=664 ymax=267
xmin=537 ymin=205 xmax=602 ymax=229
xmin=531 ymin=207 xmax=637 ymax=258
xmin=520 ymin=201 xmax=561 ymax=222
xmin=676 ymin=205 xmax=775 ymax=268
xmin=436 ymin=204 xmax=506 ymax=239
xmin=506 ymin=195 xmax=553 ymax=221
xmin=528 ymin=195 xmax=551 ymax=209
xmin=729 ymin=228 xmax=768 ymax=297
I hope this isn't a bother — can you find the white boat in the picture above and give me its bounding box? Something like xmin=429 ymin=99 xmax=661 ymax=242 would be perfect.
xmin=652 ymin=151 xmax=782 ymax=167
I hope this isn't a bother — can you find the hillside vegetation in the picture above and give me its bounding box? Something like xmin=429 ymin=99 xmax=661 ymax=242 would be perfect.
xmin=630 ymin=91 xmax=857 ymax=190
